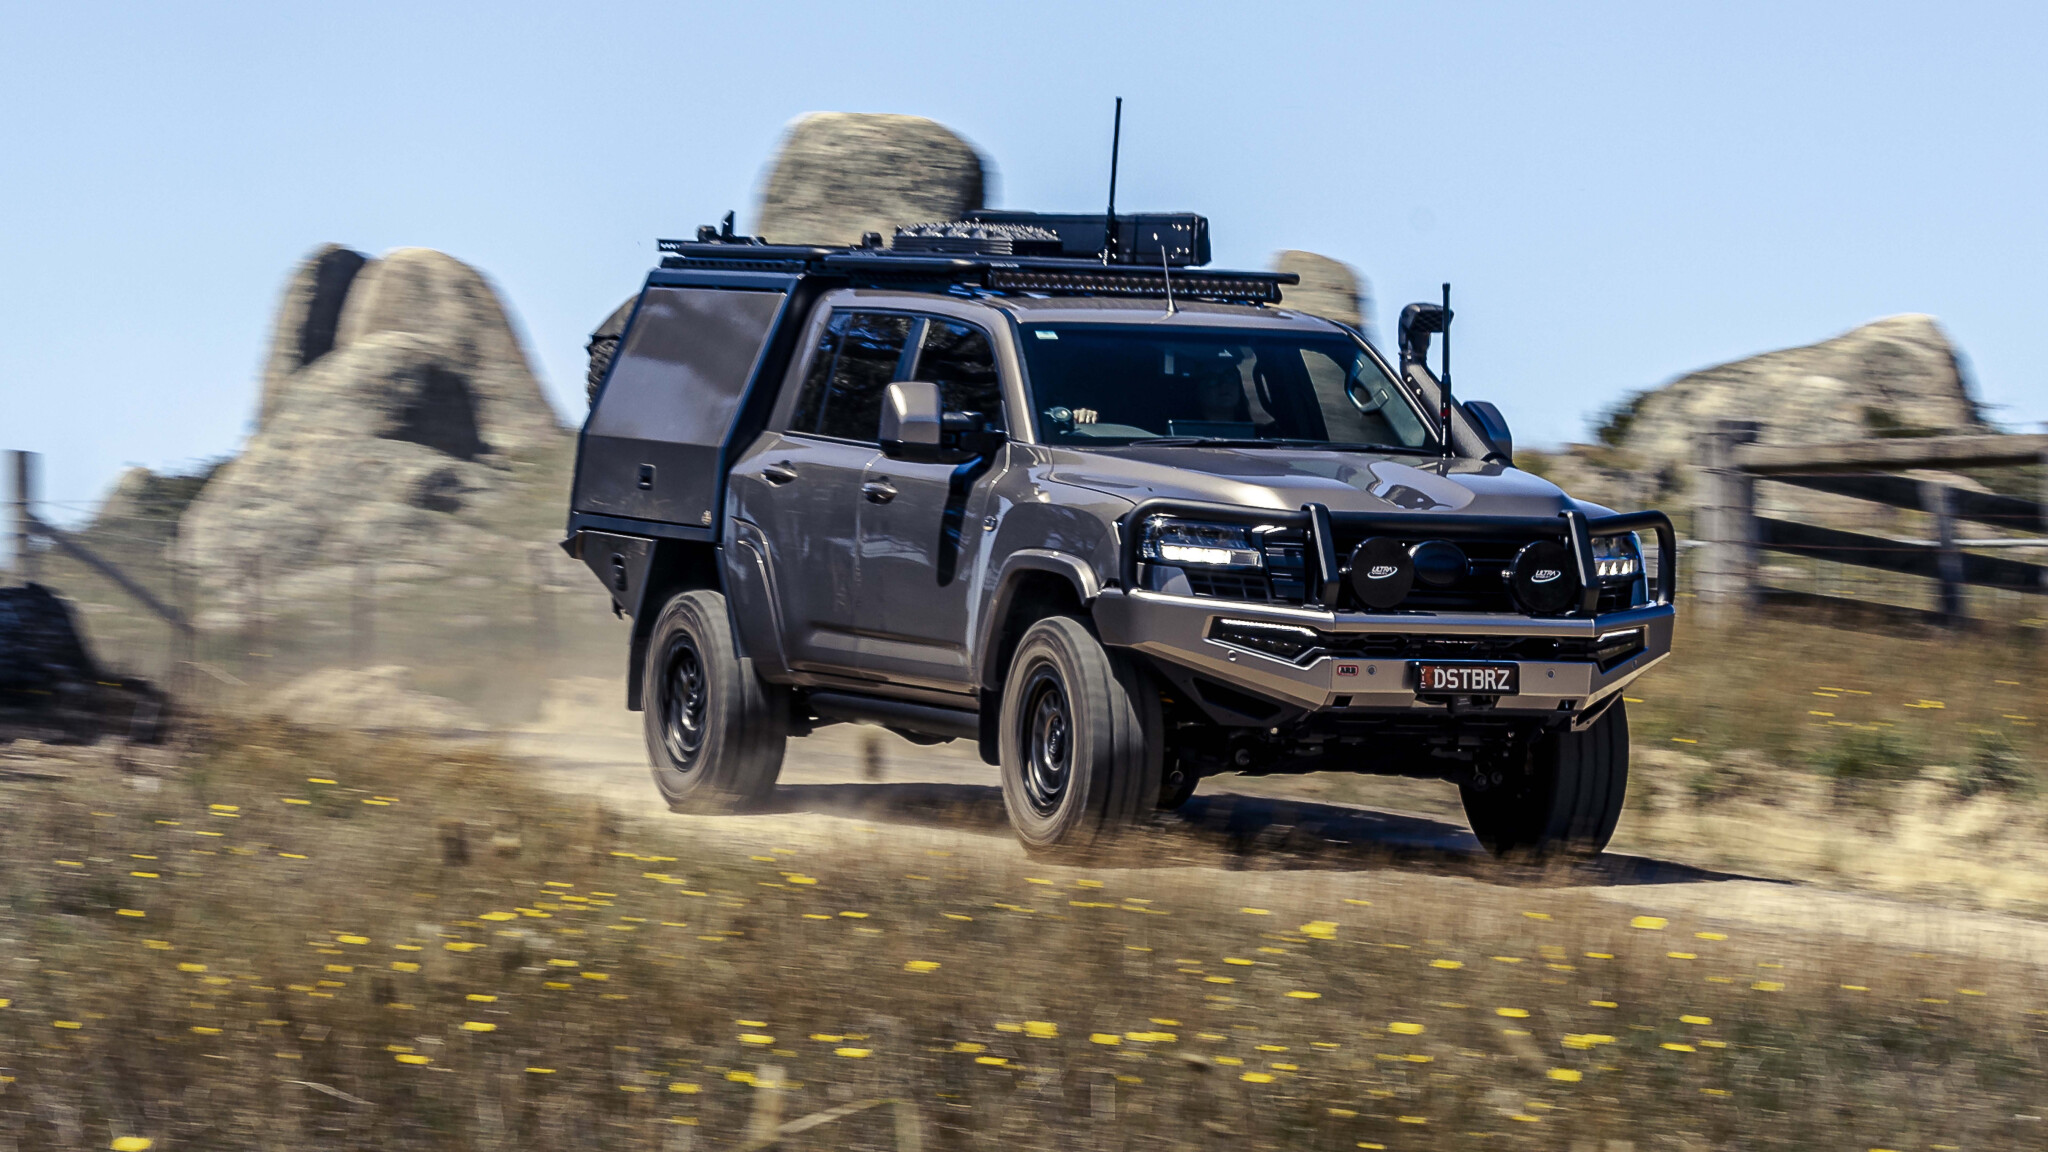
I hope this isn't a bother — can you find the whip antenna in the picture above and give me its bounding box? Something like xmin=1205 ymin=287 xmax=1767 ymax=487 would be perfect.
xmin=1439 ymin=282 xmax=1454 ymax=462
xmin=1103 ymin=97 xmax=1123 ymax=264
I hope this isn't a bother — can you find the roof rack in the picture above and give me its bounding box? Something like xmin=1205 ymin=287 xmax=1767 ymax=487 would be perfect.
xmin=653 ymin=211 xmax=1298 ymax=305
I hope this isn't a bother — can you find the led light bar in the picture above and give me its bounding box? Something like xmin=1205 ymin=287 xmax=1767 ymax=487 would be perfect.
xmin=985 ymin=267 xmax=1286 ymax=304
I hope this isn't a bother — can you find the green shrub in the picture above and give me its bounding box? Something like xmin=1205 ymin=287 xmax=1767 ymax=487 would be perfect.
xmin=1809 ymin=728 xmax=1919 ymax=783
xmin=1954 ymin=730 xmax=2033 ymax=798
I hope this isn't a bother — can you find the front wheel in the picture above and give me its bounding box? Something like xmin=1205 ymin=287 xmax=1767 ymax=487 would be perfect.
xmin=1460 ymin=701 xmax=1629 ymax=858
xmin=642 ymin=590 xmax=787 ymax=812
xmin=998 ymin=617 xmax=1162 ymax=856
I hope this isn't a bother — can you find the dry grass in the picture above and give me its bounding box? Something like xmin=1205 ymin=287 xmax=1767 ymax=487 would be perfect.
xmin=3 ymin=720 xmax=2046 ymax=1150
xmin=1244 ymin=607 xmax=2048 ymax=914
xmin=1626 ymin=609 xmax=2046 ymax=786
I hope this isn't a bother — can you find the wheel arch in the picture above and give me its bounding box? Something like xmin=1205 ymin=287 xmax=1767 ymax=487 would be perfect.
xmin=627 ymin=539 xmax=723 ymax=711
xmin=973 ymin=551 xmax=1099 ymax=763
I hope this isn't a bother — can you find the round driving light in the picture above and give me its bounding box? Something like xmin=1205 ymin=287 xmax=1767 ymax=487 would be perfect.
xmin=1346 ymin=537 xmax=1413 ymax=610
xmin=1409 ymin=540 xmax=1468 ymax=588
xmin=1509 ymin=540 xmax=1578 ymax=615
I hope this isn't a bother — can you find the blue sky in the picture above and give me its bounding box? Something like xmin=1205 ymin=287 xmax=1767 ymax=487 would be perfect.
xmin=5 ymin=1 xmax=2046 ymax=531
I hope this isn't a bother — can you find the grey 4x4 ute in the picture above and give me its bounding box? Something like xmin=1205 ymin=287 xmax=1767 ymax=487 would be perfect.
xmin=565 ymin=212 xmax=1675 ymax=858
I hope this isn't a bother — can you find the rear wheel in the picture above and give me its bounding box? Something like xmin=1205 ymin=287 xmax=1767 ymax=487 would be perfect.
xmin=642 ymin=590 xmax=787 ymax=812
xmin=998 ymin=617 xmax=1162 ymax=855
xmin=1460 ymin=702 xmax=1629 ymax=858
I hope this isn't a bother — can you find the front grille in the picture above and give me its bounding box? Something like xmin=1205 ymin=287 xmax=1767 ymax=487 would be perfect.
xmin=1323 ymin=634 xmax=1591 ymax=661
xmin=1186 ymin=570 xmax=1273 ymax=601
xmin=1155 ymin=526 xmax=1643 ymax=617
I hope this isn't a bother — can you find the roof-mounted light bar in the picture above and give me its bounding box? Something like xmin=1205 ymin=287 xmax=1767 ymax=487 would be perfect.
xmin=986 ymin=266 xmax=1287 ymax=304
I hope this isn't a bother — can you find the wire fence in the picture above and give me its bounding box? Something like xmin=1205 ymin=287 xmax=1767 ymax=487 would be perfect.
xmin=13 ymin=523 xmax=624 ymax=724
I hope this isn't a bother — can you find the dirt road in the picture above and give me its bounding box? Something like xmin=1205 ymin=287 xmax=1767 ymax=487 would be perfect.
xmin=506 ymin=678 xmax=2048 ymax=967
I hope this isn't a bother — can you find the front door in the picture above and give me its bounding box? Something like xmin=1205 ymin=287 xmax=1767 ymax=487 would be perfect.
xmin=857 ymin=317 xmax=1010 ymax=693
xmin=732 ymin=309 xmax=913 ymax=677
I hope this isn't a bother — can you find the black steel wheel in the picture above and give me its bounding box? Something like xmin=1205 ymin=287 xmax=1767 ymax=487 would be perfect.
xmin=642 ymin=590 xmax=787 ymax=813
xmin=1460 ymin=701 xmax=1629 ymax=858
xmin=997 ymin=616 xmax=1161 ymax=856
xmin=657 ymin=635 xmax=709 ymax=770
xmin=1019 ymin=667 xmax=1073 ymax=817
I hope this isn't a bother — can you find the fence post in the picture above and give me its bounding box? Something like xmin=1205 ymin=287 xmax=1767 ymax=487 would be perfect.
xmin=1694 ymin=420 xmax=1760 ymax=624
xmin=2039 ymin=449 xmax=2048 ymax=606
xmin=167 ymin=524 xmax=194 ymax=700
xmin=1919 ymin=480 xmax=1966 ymax=626
xmin=9 ymin=450 xmax=37 ymax=583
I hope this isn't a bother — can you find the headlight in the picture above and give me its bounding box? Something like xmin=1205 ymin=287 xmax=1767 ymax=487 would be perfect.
xmin=1591 ymin=533 xmax=1642 ymax=583
xmin=1141 ymin=517 xmax=1264 ymax=569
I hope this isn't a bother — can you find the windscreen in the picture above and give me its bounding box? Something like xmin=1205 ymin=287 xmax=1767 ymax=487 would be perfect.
xmin=1019 ymin=324 xmax=1437 ymax=451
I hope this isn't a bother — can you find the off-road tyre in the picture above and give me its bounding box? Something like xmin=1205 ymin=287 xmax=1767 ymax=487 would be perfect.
xmin=998 ymin=617 xmax=1162 ymax=856
xmin=642 ymin=590 xmax=787 ymax=813
xmin=1460 ymin=701 xmax=1629 ymax=858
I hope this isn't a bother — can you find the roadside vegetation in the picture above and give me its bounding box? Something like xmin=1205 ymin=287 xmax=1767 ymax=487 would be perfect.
xmin=1252 ymin=609 xmax=2048 ymax=915
xmin=4 ymin=719 xmax=2045 ymax=1150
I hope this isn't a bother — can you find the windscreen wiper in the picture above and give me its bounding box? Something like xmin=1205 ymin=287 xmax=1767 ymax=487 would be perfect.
xmin=1136 ymin=438 xmax=1444 ymax=455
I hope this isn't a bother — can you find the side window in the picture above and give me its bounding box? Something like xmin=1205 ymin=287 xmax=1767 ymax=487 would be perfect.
xmin=815 ymin=312 xmax=914 ymax=442
xmin=912 ymin=319 xmax=1005 ymax=431
xmin=787 ymin=311 xmax=847 ymax=434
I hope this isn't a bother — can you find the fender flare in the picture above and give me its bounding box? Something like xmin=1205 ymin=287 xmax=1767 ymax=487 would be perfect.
xmin=973 ymin=549 xmax=1102 ymax=691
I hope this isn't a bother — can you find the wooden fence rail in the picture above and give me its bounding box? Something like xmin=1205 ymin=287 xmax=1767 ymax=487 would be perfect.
xmin=1695 ymin=421 xmax=2048 ymax=628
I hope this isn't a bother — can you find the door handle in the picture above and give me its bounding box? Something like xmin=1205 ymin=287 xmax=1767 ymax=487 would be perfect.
xmin=861 ymin=479 xmax=898 ymax=504
xmin=762 ymin=462 xmax=799 ymax=485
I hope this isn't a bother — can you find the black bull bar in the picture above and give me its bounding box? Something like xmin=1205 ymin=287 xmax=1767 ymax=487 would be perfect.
xmin=1117 ymin=500 xmax=1677 ymax=615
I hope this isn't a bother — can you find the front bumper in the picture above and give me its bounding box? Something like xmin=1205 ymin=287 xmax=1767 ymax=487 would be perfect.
xmin=1092 ymin=588 xmax=1674 ymax=719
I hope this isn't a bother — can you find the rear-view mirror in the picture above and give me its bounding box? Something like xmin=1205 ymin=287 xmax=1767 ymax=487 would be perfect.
xmin=880 ymin=382 xmax=1006 ymax=463
xmin=880 ymin=381 xmax=945 ymax=461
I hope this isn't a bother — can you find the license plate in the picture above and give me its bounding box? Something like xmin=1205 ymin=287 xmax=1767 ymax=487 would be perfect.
xmin=1414 ymin=662 xmax=1519 ymax=695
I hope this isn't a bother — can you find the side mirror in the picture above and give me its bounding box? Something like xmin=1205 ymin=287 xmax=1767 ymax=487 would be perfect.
xmin=880 ymin=382 xmax=945 ymax=461
xmin=881 ymin=382 xmax=1006 ymax=462
xmin=1463 ymin=400 xmax=1513 ymax=462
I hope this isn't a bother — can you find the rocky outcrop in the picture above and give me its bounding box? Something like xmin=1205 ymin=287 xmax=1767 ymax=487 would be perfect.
xmin=178 ymin=246 xmax=571 ymax=625
xmin=258 ymin=244 xmax=367 ymax=426
xmin=1272 ymin=250 xmax=1372 ymax=340
xmin=1610 ymin=314 xmax=1989 ymax=464
xmin=1550 ymin=314 xmax=1994 ymax=515
xmin=754 ymin=113 xmax=988 ymax=245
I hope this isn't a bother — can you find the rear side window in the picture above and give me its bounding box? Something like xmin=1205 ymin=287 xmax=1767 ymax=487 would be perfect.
xmin=586 ymin=286 xmax=786 ymax=446
xmin=788 ymin=311 xmax=914 ymax=443
xmin=911 ymin=319 xmax=1005 ymax=431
